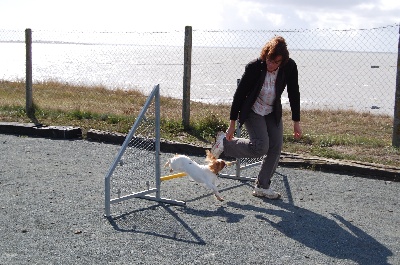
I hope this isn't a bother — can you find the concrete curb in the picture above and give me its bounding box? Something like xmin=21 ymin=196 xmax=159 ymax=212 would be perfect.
xmin=0 ymin=122 xmax=82 ymax=139
xmin=86 ymin=129 xmax=209 ymax=156
xmin=1 ymin=121 xmax=399 ymax=181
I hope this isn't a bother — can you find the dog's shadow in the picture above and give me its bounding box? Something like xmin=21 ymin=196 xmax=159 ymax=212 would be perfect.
xmin=180 ymin=181 xmax=254 ymax=222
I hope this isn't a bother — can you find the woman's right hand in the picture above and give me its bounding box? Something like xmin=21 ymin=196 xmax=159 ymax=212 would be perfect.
xmin=225 ymin=120 xmax=236 ymax=141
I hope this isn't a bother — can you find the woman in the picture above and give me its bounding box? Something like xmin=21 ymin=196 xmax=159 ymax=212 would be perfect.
xmin=211 ymin=36 xmax=302 ymax=199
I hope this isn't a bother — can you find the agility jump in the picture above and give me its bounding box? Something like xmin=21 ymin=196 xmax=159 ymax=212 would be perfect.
xmin=105 ymin=85 xmax=186 ymax=217
xmin=104 ymin=84 xmax=260 ymax=217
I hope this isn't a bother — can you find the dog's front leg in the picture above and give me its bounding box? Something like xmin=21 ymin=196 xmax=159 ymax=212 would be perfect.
xmin=204 ymin=182 xmax=224 ymax=201
xmin=214 ymin=191 xmax=224 ymax=201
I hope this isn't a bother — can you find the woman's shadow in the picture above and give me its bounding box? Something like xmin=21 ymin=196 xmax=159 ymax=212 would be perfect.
xmin=227 ymin=199 xmax=392 ymax=265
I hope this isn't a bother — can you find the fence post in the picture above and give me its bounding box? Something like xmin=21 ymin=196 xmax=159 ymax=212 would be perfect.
xmin=393 ymin=25 xmax=400 ymax=147
xmin=182 ymin=26 xmax=192 ymax=129
xmin=25 ymin=28 xmax=34 ymax=117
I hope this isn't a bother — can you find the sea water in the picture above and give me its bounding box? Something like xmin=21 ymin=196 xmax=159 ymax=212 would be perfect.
xmin=0 ymin=42 xmax=397 ymax=115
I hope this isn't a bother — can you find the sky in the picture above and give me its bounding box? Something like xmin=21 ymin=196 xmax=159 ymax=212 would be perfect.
xmin=0 ymin=0 xmax=399 ymax=32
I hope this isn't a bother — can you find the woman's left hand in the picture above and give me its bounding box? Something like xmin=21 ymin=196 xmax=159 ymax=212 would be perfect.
xmin=293 ymin=121 xmax=302 ymax=140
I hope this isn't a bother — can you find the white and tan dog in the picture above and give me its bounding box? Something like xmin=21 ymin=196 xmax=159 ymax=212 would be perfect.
xmin=165 ymin=150 xmax=229 ymax=201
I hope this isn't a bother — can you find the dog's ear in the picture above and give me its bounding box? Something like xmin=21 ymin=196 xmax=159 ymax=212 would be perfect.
xmin=208 ymin=160 xmax=226 ymax=174
xmin=217 ymin=160 xmax=226 ymax=172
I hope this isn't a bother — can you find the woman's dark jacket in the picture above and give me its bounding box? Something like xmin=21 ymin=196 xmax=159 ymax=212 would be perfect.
xmin=230 ymin=58 xmax=300 ymax=127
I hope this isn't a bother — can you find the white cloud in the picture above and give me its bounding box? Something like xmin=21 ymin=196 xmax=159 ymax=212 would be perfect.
xmin=357 ymin=3 xmax=376 ymax=10
xmin=379 ymin=0 xmax=400 ymax=10
xmin=228 ymin=0 xmax=399 ymax=30
xmin=0 ymin=0 xmax=398 ymax=31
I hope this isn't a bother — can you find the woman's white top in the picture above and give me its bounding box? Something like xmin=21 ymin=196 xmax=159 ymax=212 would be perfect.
xmin=251 ymin=68 xmax=278 ymax=116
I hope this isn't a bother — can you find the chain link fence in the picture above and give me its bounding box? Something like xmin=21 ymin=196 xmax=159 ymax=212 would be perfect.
xmin=0 ymin=24 xmax=399 ymax=136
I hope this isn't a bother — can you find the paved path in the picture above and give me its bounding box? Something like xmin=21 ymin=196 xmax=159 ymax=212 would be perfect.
xmin=0 ymin=133 xmax=399 ymax=264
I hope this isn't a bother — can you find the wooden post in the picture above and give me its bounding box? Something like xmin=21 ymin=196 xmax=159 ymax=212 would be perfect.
xmin=393 ymin=25 xmax=400 ymax=147
xmin=25 ymin=28 xmax=34 ymax=117
xmin=182 ymin=26 xmax=192 ymax=129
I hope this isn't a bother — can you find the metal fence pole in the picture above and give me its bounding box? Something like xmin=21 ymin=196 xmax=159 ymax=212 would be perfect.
xmin=393 ymin=25 xmax=400 ymax=147
xmin=25 ymin=28 xmax=33 ymax=116
xmin=182 ymin=26 xmax=192 ymax=129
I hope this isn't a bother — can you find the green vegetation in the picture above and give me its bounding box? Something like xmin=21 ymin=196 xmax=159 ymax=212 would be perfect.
xmin=1 ymin=80 xmax=399 ymax=167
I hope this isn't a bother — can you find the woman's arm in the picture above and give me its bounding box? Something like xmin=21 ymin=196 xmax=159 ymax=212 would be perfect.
xmin=226 ymin=120 xmax=236 ymax=141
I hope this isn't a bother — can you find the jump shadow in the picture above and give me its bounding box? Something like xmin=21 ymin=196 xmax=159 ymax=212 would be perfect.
xmin=106 ymin=203 xmax=206 ymax=245
xmin=105 ymin=181 xmax=250 ymax=245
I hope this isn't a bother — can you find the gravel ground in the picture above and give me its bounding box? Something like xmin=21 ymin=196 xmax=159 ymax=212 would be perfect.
xmin=0 ymin=133 xmax=399 ymax=265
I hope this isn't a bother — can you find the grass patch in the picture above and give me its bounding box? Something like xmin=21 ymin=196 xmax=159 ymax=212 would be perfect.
xmin=1 ymin=80 xmax=399 ymax=167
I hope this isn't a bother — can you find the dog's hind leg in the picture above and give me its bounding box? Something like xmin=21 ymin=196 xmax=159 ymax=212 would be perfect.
xmin=164 ymin=160 xmax=170 ymax=168
xmin=164 ymin=160 xmax=174 ymax=173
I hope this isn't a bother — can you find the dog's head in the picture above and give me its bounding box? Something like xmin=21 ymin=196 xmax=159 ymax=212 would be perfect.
xmin=205 ymin=150 xmax=227 ymax=174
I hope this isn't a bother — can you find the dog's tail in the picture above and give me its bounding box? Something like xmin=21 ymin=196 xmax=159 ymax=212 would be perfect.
xmin=225 ymin=161 xmax=236 ymax=166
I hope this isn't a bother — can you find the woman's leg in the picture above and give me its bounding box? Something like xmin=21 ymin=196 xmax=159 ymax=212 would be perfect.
xmin=256 ymin=114 xmax=283 ymax=188
xmin=223 ymin=111 xmax=269 ymax=159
